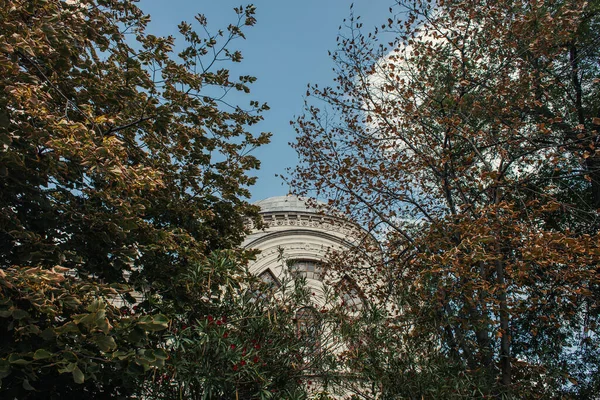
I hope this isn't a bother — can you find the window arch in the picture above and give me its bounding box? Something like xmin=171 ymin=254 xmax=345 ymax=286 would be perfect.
xmin=258 ymin=268 xmax=281 ymax=289
xmin=250 ymin=268 xmax=281 ymax=301
xmin=294 ymin=306 xmax=322 ymax=349
xmin=338 ymin=276 xmax=365 ymax=312
xmin=288 ymin=259 xmax=323 ymax=280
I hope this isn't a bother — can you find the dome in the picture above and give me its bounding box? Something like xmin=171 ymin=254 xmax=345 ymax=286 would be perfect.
xmin=254 ymin=195 xmax=327 ymax=214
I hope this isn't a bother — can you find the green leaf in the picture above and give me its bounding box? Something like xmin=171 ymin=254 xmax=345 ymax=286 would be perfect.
xmin=137 ymin=314 xmax=169 ymax=331
xmin=153 ymin=348 xmax=168 ymax=360
xmin=127 ymin=327 xmax=146 ymax=343
xmin=58 ymin=362 xmax=77 ymax=374
xmin=12 ymin=309 xmax=29 ymax=320
xmin=0 ymin=360 xmax=10 ymax=379
xmin=41 ymin=327 xmax=56 ymax=340
xmin=56 ymin=321 xmax=80 ymax=334
xmin=95 ymin=335 xmax=117 ymax=352
xmin=62 ymin=352 xmax=78 ymax=363
xmin=33 ymin=349 xmax=53 ymax=360
xmin=111 ymin=350 xmax=132 ymax=360
xmin=86 ymin=299 xmax=104 ymax=313
xmin=72 ymin=366 xmax=84 ymax=384
xmin=126 ymin=361 xmax=145 ymax=375
xmin=8 ymin=354 xmax=30 ymax=365
xmin=22 ymin=379 xmax=34 ymax=391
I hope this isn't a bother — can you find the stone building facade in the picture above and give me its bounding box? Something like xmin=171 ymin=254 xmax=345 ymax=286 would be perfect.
xmin=242 ymin=195 xmax=367 ymax=304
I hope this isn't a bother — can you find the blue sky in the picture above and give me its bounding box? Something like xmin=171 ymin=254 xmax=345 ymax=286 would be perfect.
xmin=139 ymin=0 xmax=393 ymax=201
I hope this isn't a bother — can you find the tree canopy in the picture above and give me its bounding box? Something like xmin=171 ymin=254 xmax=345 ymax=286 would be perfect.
xmin=0 ymin=0 xmax=269 ymax=294
xmin=4 ymin=0 xmax=600 ymax=398
xmin=0 ymin=1 xmax=293 ymax=398
xmin=292 ymin=0 xmax=600 ymax=398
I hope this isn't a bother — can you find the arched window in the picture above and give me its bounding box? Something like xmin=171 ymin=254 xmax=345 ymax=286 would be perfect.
xmin=294 ymin=306 xmax=322 ymax=350
xmin=289 ymin=259 xmax=323 ymax=280
xmin=250 ymin=268 xmax=281 ymax=301
xmin=258 ymin=268 xmax=281 ymax=289
xmin=338 ymin=277 xmax=364 ymax=312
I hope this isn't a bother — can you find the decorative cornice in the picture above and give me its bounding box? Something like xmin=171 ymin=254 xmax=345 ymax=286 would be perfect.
xmin=251 ymin=242 xmax=334 ymax=262
xmin=247 ymin=212 xmax=363 ymax=239
xmin=244 ymin=228 xmax=358 ymax=251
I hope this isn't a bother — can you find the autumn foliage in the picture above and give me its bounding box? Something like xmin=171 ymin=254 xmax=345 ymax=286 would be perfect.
xmin=292 ymin=0 xmax=600 ymax=397
xmin=0 ymin=0 xmax=293 ymax=398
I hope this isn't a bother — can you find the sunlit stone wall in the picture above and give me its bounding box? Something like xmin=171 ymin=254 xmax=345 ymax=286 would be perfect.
xmin=242 ymin=195 xmax=366 ymax=304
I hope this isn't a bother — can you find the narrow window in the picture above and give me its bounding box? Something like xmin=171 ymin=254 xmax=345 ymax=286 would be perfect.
xmin=339 ymin=277 xmax=364 ymax=312
xmin=295 ymin=306 xmax=321 ymax=351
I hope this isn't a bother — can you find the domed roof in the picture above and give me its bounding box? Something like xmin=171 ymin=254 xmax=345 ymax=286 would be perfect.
xmin=254 ymin=195 xmax=326 ymax=214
